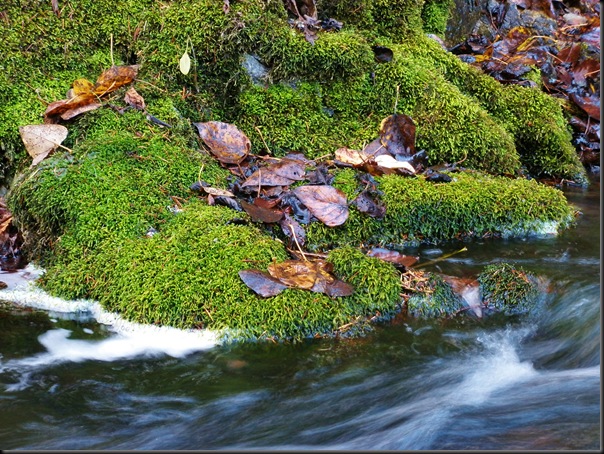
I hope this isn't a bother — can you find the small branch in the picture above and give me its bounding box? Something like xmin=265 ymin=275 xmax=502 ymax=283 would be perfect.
xmin=110 ymin=33 xmax=115 ymax=66
xmin=289 ymin=224 xmax=307 ymax=261
xmin=412 ymin=247 xmax=468 ymax=269
xmin=254 ymin=126 xmax=272 ymax=155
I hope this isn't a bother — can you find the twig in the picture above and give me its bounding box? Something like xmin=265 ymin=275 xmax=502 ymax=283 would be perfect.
xmin=110 ymin=33 xmax=115 ymax=66
xmin=393 ymin=84 xmax=400 ymax=115
xmin=289 ymin=224 xmax=307 ymax=261
xmin=254 ymin=126 xmax=272 ymax=155
xmin=412 ymin=247 xmax=468 ymax=269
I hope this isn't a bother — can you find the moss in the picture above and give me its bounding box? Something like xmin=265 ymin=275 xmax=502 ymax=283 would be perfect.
xmin=421 ymin=0 xmax=454 ymax=36
xmin=307 ymin=170 xmax=575 ymax=249
xmin=478 ymin=263 xmax=540 ymax=315
xmin=407 ymin=272 xmax=462 ymax=318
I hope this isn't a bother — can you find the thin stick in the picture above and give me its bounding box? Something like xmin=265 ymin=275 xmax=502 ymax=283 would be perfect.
xmin=197 ymin=164 xmax=204 ymax=184
xmin=412 ymin=247 xmax=468 ymax=269
xmin=289 ymin=224 xmax=307 ymax=261
xmin=393 ymin=84 xmax=400 ymax=115
xmin=257 ymin=169 xmax=262 ymax=198
xmin=110 ymin=33 xmax=115 ymax=66
xmin=254 ymin=126 xmax=272 ymax=155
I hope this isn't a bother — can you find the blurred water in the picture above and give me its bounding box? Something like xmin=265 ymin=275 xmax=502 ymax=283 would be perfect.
xmin=0 ymin=182 xmax=599 ymax=450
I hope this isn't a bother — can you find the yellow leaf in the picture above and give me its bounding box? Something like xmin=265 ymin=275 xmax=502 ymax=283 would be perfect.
xmin=71 ymin=78 xmax=94 ymax=96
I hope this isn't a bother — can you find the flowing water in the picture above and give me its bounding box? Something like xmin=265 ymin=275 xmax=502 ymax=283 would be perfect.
xmin=0 ymin=182 xmax=600 ymax=450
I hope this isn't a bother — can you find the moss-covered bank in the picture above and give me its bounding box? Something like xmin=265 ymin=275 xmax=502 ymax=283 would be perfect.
xmin=1 ymin=0 xmax=583 ymax=341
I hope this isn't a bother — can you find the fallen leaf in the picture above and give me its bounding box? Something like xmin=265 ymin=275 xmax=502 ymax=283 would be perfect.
xmin=44 ymin=95 xmax=99 ymax=123
xmin=179 ymin=51 xmax=191 ymax=75
xmin=293 ymin=185 xmax=349 ymax=227
xmin=93 ymin=65 xmax=140 ymax=96
xmin=124 ymin=87 xmax=146 ymax=111
xmin=334 ymin=147 xmax=371 ymax=166
xmin=352 ymin=191 xmax=386 ymax=219
xmin=379 ymin=114 xmax=416 ymax=158
xmin=201 ymin=186 xmax=235 ymax=197
xmin=19 ymin=124 xmax=68 ymax=166
xmin=268 ymin=260 xmax=317 ymax=289
xmin=280 ymin=213 xmax=306 ymax=247
xmin=193 ymin=121 xmax=251 ymax=164
xmin=367 ymin=247 xmax=419 ymax=269
xmin=59 ymin=102 xmax=102 ymax=121
xmin=241 ymin=199 xmax=283 ymax=223
xmin=374 ymin=154 xmax=416 ymax=174
xmin=242 ymin=158 xmax=306 ymax=187
xmin=72 ymin=78 xmax=95 ymax=95
xmin=239 ymin=269 xmax=287 ymax=297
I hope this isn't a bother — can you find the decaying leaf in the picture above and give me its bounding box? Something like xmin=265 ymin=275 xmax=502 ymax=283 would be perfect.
xmin=93 ymin=65 xmax=140 ymax=96
xmin=379 ymin=114 xmax=416 ymax=157
xmin=72 ymin=78 xmax=95 ymax=95
xmin=280 ymin=213 xmax=306 ymax=247
xmin=293 ymin=185 xmax=349 ymax=227
xmin=352 ymin=191 xmax=386 ymax=219
xmin=179 ymin=51 xmax=191 ymax=75
xmin=334 ymin=147 xmax=371 ymax=166
xmin=241 ymin=199 xmax=283 ymax=223
xmin=238 ymin=269 xmax=287 ymax=297
xmin=44 ymin=95 xmax=100 ymax=123
xmin=19 ymin=124 xmax=68 ymax=166
xmin=242 ymin=158 xmax=306 ymax=187
xmin=367 ymin=247 xmax=419 ymax=269
xmin=193 ymin=121 xmax=251 ymax=164
xmin=124 ymin=87 xmax=146 ymax=111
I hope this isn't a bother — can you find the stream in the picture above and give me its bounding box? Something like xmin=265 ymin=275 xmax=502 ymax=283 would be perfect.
xmin=0 ymin=181 xmax=600 ymax=450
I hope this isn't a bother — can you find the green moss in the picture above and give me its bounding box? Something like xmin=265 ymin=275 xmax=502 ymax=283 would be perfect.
xmin=421 ymin=0 xmax=454 ymax=36
xmin=407 ymin=272 xmax=462 ymax=318
xmin=478 ymin=263 xmax=540 ymax=315
xmin=307 ymin=170 xmax=575 ymax=249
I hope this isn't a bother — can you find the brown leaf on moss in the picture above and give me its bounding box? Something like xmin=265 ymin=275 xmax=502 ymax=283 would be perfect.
xmin=72 ymin=78 xmax=95 ymax=95
xmin=242 ymin=158 xmax=306 ymax=187
xmin=379 ymin=114 xmax=416 ymax=158
xmin=293 ymin=184 xmax=349 ymax=227
xmin=240 ymin=199 xmax=283 ymax=223
xmin=352 ymin=191 xmax=386 ymax=219
xmin=268 ymin=259 xmax=317 ymax=289
xmin=93 ymin=65 xmax=140 ymax=96
xmin=44 ymin=95 xmax=100 ymax=123
xmin=193 ymin=121 xmax=251 ymax=165
xmin=124 ymin=87 xmax=146 ymax=111
xmin=238 ymin=269 xmax=287 ymax=297
xmin=334 ymin=147 xmax=370 ymax=167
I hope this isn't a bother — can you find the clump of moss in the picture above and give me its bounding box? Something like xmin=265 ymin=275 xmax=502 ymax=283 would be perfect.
xmin=307 ymin=170 xmax=575 ymax=250
xmin=421 ymin=0 xmax=454 ymax=36
xmin=406 ymin=272 xmax=462 ymax=318
xmin=478 ymin=263 xmax=540 ymax=315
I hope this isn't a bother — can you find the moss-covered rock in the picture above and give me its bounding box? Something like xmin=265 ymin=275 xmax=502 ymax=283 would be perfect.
xmin=0 ymin=0 xmax=584 ymax=341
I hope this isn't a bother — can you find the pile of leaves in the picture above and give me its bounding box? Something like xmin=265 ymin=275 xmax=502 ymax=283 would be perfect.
xmin=190 ymin=113 xmax=443 ymax=297
xmin=449 ymin=0 xmax=600 ymax=172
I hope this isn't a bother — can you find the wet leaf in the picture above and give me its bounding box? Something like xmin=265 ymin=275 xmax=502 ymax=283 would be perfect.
xmin=322 ymin=279 xmax=355 ymax=297
xmin=201 ymin=186 xmax=235 ymax=197
xmin=44 ymin=95 xmax=100 ymax=122
xmin=241 ymin=199 xmax=283 ymax=223
xmin=239 ymin=269 xmax=287 ymax=297
xmin=293 ymin=185 xmax=349 ymax=227
xmin=193 ymin=121 xmax=251 ymax=165
xmin=367 ymin=247 xmax=419 ymax=269
xmin=93 ymin=65 xmax=140 ymax=96
xmin=352 ymin=191 xmax=386 ymax=219
xmin=213 ymin=195 xmax=242 ymax=211
xmin=379 ymin=114 xmax=416 ymax=158
xmin=19 ymin=124 xmax=68 ymax=166
xmin=72 ymin=78 xmax=95 ymax=95
xmin=124 ymin=87 xmax=146 ymax=111
xmin=280 ymin=213 xmax=306 ymax=247
xmin=570 ymin=93 xmax=600 ymax=121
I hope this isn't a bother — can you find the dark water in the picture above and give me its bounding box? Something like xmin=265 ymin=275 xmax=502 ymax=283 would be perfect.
xmin=0 ymin=182 xmax=600 ymax=450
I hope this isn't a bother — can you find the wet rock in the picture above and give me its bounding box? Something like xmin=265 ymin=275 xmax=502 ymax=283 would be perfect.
xmin=242 ymin=53 xmax=269 ymax=86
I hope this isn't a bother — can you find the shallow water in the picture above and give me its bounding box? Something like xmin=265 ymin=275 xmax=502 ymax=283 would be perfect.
xmin=0 ymin=182 xmax=600 ymax=450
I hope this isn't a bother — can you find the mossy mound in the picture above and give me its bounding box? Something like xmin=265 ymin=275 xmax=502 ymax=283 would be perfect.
xmin=478 ymin=263 xmax=541 ymax=315
xmin=1 ymin=0 xmax=584 ymax=341
xmin=307 ymin=169 xmax=575 ymax=250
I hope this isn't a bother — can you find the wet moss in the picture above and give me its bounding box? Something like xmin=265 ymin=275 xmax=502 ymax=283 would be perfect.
xmin=478 ymin=263 xmax=540 ymax=315
xmin=407 ymin=273 xmax=462 ymax=318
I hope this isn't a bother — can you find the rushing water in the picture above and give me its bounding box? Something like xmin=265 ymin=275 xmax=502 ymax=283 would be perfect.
xmin=0 ymin=182 xmax=600 ymax=450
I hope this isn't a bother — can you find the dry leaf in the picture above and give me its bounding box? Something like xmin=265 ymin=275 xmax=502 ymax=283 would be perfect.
xmin=293 ymin=185 xmax=349 ymax=227
xmin=93 ymin=65 xmax=140 ymax=96
xmin=240 ymin=199 xmax=283 ymax=223
xmin=268 ymin=260 xmax=317 ymax=289
xmin=374 ymin=155 xmax=416 ymax=174
xmin=242 ymin=158 xmax=306 ymax=187
xmin=179 ymin=51 xmax=191 ymax=75
xmin=72 ymin=78 xmax=95 ymax=96
xmin=193 ymin=121 xmax=251 ymax=165
xmin=334 ymin=147 xmax=371 ymax=166
xmin=124 ymin=87 xmax=146 ymax=111
xmin=379 ymin=114 xmax=416 ymax=158
xmin=19 ymin=124 xmax=68 ymax=166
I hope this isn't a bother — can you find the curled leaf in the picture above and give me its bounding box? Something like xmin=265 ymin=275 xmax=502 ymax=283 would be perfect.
xmin=93 ymin=65 xmax=139 ymax=96
xmin=124 ymin=87 xmax=146 ymax=111
xmin=293 ymin=185 xmax=349 ymax=227
xmin=374 ymin=155 xmax=416 ymax=174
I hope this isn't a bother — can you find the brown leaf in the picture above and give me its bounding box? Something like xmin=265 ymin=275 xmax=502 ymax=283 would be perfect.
xmin=72 ymin=78 xmax=95 ymax=95
xmin=239 ymin=269 xmax=287 ymax=297
xmin=193 ymin=121 xmax=251 ymax=165
xmin=322 ymin=279 xmax=355 ymax=297
xmin=201 ymin=186 xmax=235 ymax=197
xmin=51 ymin=0 xmax=60 ymax=16
xmin=293 ymin=185 xmax=349 ymax=227
xmin=242 ymin=158 xmax=306 ymax=187
xmin=60 ymin=102 xmax=102 ymax=121
xmin=379 ymin=114 xmax=416 ymax=158
xmin=44 ymin=94 xmax=99 ymax=122
xmin=124 ymin=87 xmax=146 ymax=111
xmin=93 ymin=65 xmax=140 ymax=96
xmin=367 ymin=248 xmax=419 ymax=269
xmin=570 ymin=93 xmax=600 ymax=121
xmin=352 ymin=191 xmax=386 ymax=219
xmin=268 ymin=260 xmax=317 ymax=289
xmin=334 ymin=147 xmax=371 ymax=167
xmin=240 ymin=199 xmax=283 ymax=223
xmin=280 ymin=213 xmax=306 ymax=247
xmin=19 ymin=124 xmax=68 ymax=166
